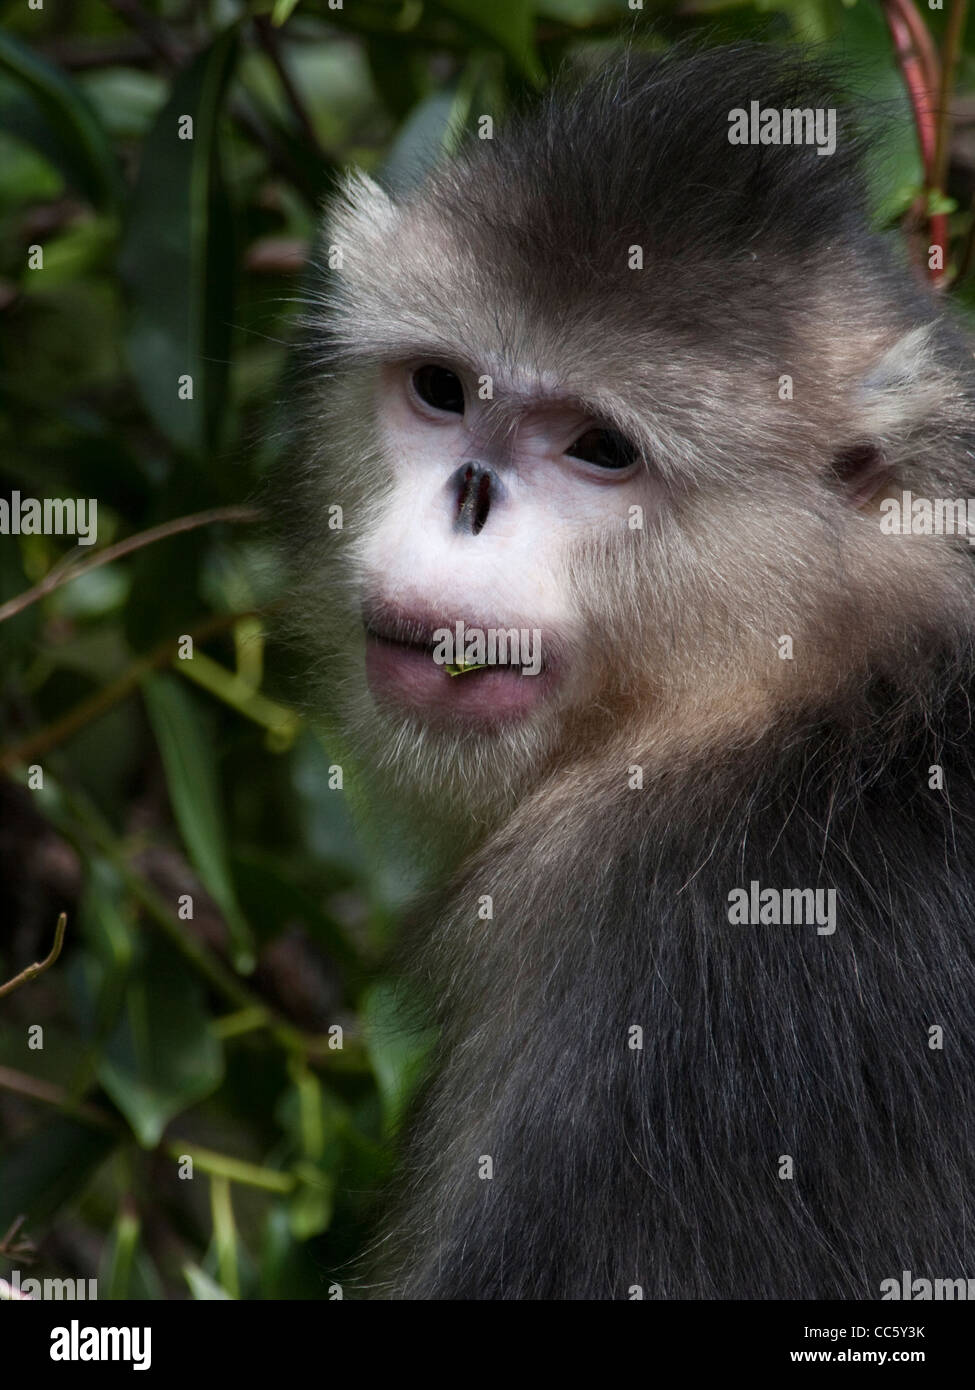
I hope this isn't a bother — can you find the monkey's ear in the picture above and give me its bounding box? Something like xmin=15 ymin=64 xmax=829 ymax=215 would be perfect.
xmin=830 ymin=441 xmax=889 ymax=508
xmin=328 ymin=170 xmax=399 ymax=246
xmin=835 ymin=324 xmax=944 ymax=507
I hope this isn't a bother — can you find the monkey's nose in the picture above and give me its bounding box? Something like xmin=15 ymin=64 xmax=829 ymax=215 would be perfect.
xmin=453 ymin=463 xmax=495 ymax=536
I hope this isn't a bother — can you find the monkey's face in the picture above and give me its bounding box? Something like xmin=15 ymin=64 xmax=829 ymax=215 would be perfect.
xmin=297 ymin=342 xmax=668 ymax=812
xmin=292 ymin=166 xmax=971 ymax=816
xmin=357 ymin=359 xmax=661 ymax=728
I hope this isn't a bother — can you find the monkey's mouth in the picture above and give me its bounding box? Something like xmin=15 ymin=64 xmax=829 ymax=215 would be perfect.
xmin=362 ymin=608 xmax=555 ymax=726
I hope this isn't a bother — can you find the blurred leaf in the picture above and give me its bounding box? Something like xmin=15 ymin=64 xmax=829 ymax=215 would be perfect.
xmin=124 ymin=530 xmax=209 ymax=651
xmin=271 ymin=0 xmax=303 ymax=25
xmin=0 ymin=1017 xmax=95 ymax=1095
xmin=366 ymin=37 xmax=427 ymax=121
xmin=23 ymin=216 xmax=115 ymax=287
xmin=49 ymin=562 xmax=130 ymax=621
xmin=438 ymin=0 xmax=542 ymax=81
xmin=288 ymin=1160 xmax=335 ymax=1240
xmin=0 ymin=32 xmax=123 ymax=209
xmin=232 ymin=79 xmax=334 ymax=204
xmin=101 ymin=1205 xmax=140 ymax=1299
xmin=0 ymin=1118 xmax=116 ymax=1230
xmin=78 ymin=68 xmax=167 ymax=142
xmin=0 ymin=535 xmax=38 ymax=655
xmin=279 ymin=1071 xmax=341 ymax=1238
xmin=118 ymin=28 xmax=239 ymax=456
xmin=95 ymin=935 xmax=225 ymax=1148
xmin=380 ymin=87 xmax=460 ymax=196
xmin=295 ymin=1065 xmax=324 ymax=1158
xmin=80 ymin=858 xmax=135 ymax=974
xmin=825 ymin=0 xmax=922 ymax=226
xmin=183 ymin=1262 xmax=232 ymax=1299
xmin=362 ymin=979 xmax=436 ymax=1135
xmin=115 ymin=1249 xmax=165 ymax=1301
xmin=209 ymin=1173 xmax=240 ymax=1297
xmin=0 ymin=130 xmax=62 ymax=206
xmin=536 ymin=0 xmax=614 ymax=17
xmin=76 ymin=858 xmax=136 ymax=1046
xmin=142 ymin=671 xmax=255 ymax=972
xmin=231 ymin=851 xmax=360 ymax=970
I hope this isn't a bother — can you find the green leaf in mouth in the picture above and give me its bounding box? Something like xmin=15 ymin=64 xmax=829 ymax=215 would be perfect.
xmin=444 ymin=662 xmax=488 ymax=677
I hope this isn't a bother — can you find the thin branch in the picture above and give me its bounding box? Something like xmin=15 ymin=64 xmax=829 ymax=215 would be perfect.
xmin=881 ymin=0 xmax=947 ymax=283
xmin=0 ymin=505 xmax=260 ymax=626
xmin=934 ymin=0 xmax=970 ymax=193
xmin=103 ymin=0 xmax=185 ymax=68
xmin=254 ymin=16 xmax=324 ymax=158
xmin=898 ymin=0 xmax=941 ymax=107
xmin=884 ymin=1 xmax=937 ymax=169
xmin=164 ymin=1143 xmax=293 ymax=1194
xmin=37 ymin=37 xmax=160 ymax=70
xmin=0 ymin=913 xmax=67 ymax=1000
xmin=0 ymin=1063 xmax=117 ymax=1128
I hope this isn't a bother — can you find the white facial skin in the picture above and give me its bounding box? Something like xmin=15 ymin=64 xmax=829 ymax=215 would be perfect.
xmin=358 ymin=359 xmax=664 ymax=727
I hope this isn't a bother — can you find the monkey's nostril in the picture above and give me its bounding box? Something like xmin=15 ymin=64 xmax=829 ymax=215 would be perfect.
xmin=454 ymin=463 xmax=494 ymax=536
xmin=472 ymin=470 xmax=492 ymax=535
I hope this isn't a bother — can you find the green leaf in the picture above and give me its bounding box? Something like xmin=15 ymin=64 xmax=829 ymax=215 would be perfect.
xmin=21 ymin=216 xmax=116 ymax=289
xmin=437 ymin=0 xmax=541 ymax=82
xmin=183 ymin=1262 xmax=231 ymax=1299
xmin=826 ymin=1 xmax=922 ymax=226
xmin=101 ymin=1206 xmax=140 ymax=1300
xmin=77 ymin=857 xmax=136 ymax=1047
xmin=118 ymin=28 xmax=239 ymax=456
xmin=536 ymin=0 xmax=611 ymax=17
xmin=375 ymin=87 xmax=458 ymax=198
xmin=0 ymin=1017 xmax=95 ymax=1096
xmin=142 ymin=671 xmax=255 ymax=972
xmin=365 ymin=37 xmax=427 ymax=122
xmin=209 ymin=1173 xmax=240 ymax=1297
xmin=95 ymin=935 xmax=224 ymax=1147
xmin=78 ymin=68 xmax=167 ymax=142
xmin=0 ymin=31 xmax=123 ymax=209
xmin=0 ymin=128 xmax=63 ymax=204
xmin=271 ymin=0 xmax=302 ymax=25
xmin=927 ymin=190 xmax=958 ymax=217
xmin=0 ymin=1118 xmax=116 ymax=1230
xmin=283 ymin=1067 xmax=339 ymax=1239
xmin=362 ymin=979 xmax=437 ymax=1135
xmin=231 ymin=851 xmax=360 ymax=973
xmin=288 ymin=1161 xmax=335 ymax=1240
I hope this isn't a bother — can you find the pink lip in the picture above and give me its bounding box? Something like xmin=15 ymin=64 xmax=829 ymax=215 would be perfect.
xmin=364 ymin=633 xmax=554 ymax=726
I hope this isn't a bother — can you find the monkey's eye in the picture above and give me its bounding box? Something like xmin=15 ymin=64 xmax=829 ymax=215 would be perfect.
xmin=566 ymin=427 xmax=638 ymax=471
xmin=412 ymin=365 xmax=465 ymax=415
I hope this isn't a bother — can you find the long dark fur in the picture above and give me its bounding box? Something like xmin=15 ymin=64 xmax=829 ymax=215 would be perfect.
xmin=376 ymin=666 xmax=975 ymax=1297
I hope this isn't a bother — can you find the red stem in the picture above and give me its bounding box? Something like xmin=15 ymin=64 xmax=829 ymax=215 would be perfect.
xmin=881 ymin=0 xmax=945 ymax=284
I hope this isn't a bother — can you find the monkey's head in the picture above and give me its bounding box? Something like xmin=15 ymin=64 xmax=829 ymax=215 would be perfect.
xmin=287 ymin=46 xmax=975 ymax=822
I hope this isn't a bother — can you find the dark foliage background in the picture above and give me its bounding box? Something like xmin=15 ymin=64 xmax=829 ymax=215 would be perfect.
xmin=0 ymin=0 xmax=972 ymax=1299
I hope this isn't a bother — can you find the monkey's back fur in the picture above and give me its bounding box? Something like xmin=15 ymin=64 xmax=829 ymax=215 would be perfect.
xmin=285 ymin=44 xmax=975 ymax=1299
